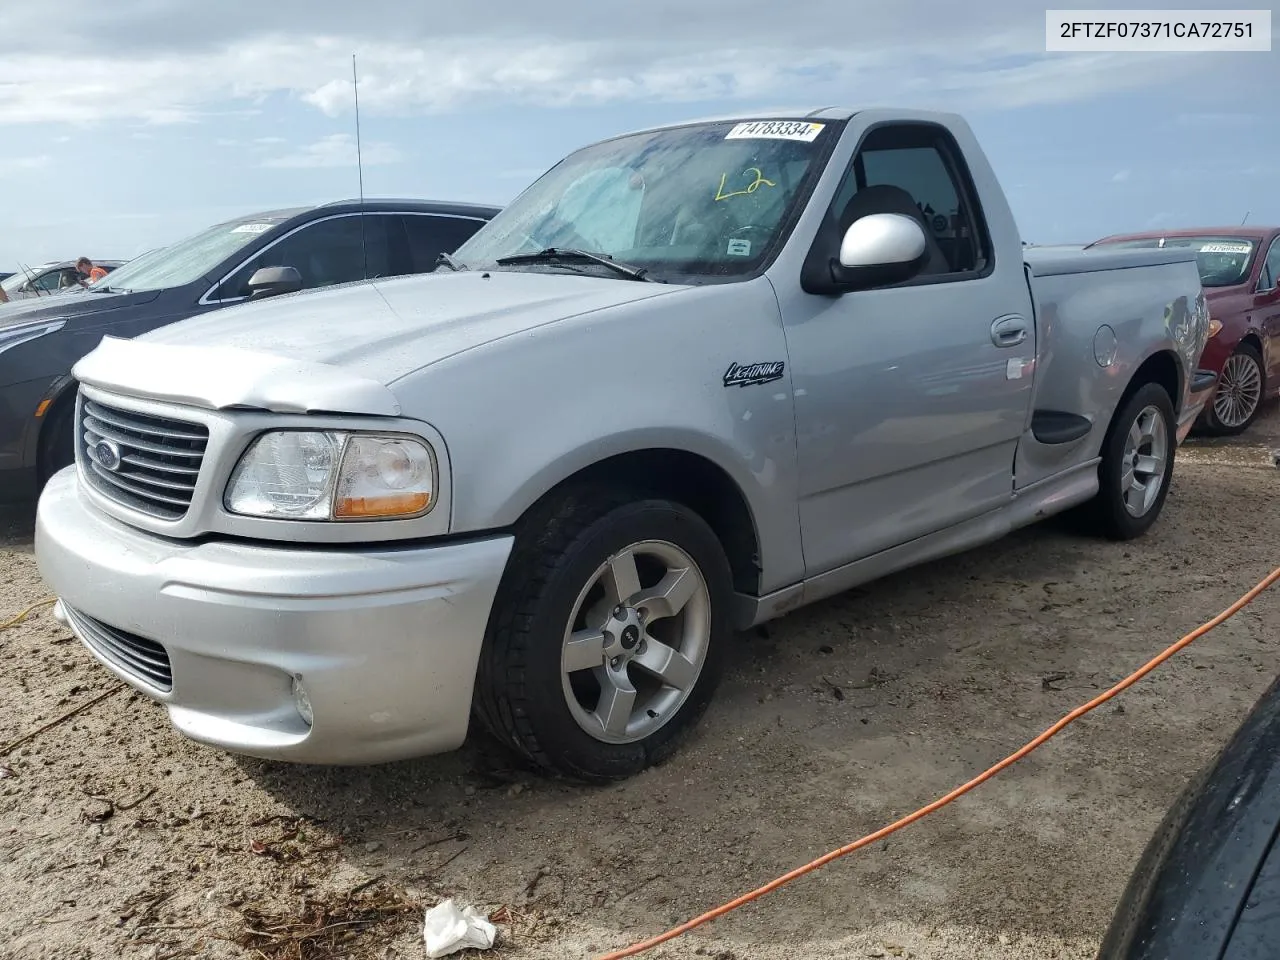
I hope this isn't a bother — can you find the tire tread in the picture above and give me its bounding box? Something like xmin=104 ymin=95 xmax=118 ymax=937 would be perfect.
xmin=473 ymin=484 xmax=667 ymax=781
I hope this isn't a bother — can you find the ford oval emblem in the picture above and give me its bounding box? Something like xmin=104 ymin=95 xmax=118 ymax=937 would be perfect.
xmin=94 ymin=439 xmax=122 ymax=472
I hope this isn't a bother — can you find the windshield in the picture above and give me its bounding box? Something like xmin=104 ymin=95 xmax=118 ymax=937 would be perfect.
xmin=1099 ymin=235 xmax=1257 ymax=287
xmin=96 ymin=218 xmax=283 ymax=293
xmin=452 ymin=118 xmax=840 ymax=281
xmin=0 ymin=272 xmax=33 ymax=294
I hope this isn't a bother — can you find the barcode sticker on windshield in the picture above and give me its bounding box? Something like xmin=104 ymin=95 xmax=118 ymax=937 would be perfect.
xmin=1199 ymin=242 xmax=1251 ymax=254
xmin=725 ymin=121 xmax=825 ymax=142
xmin=231 ymin=223 xmax=273 ymax=234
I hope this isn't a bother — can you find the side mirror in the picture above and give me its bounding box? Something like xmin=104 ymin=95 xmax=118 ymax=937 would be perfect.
xmin=247 ymin=265 xmax=302 ymax=300
xmin=831 ymin=213 xmax=928 ymax=290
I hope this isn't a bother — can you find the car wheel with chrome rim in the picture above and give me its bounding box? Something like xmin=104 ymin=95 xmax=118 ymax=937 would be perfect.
xmin=1088 ymin=381 xmax=1176 ymax=541
xmin=1201 ymin=341 xmax=1265 ymax=436
xmin=473 ymin=489 xmax=732 ymax=783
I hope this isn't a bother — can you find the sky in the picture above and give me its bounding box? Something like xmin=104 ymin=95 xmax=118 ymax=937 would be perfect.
xmin=1 ymin=0 xmax=1276 ymax=267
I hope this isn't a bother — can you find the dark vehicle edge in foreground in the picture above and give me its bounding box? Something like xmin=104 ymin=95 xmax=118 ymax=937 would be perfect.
xmin=1097 ymin=673 xmax=1280 ymax=959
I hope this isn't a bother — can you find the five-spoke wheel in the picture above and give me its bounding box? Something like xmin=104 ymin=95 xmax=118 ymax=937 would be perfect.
xmin=1090 ymin=382 xmax=1177 ymax=540
xmin=473 ymin=492 xmax=732 ymax=783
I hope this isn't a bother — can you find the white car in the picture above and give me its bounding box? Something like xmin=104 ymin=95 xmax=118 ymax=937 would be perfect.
xmin=0 ymin=260 xmax=125 ymax=303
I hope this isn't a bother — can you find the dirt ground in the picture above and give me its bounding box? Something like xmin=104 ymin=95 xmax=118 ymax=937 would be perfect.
xmin=3 ymin=406 xmax=1279 ymax=960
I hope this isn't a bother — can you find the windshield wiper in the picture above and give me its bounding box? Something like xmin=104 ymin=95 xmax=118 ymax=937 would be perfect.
xmin=494 ymin=248 xmax=651 ymax=281
xmin=435 ymin=251 xmax=468 ymax=272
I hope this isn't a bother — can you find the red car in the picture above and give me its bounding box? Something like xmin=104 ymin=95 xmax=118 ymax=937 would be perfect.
xmin=1088 ymin=227 xmax=1280 ymax=434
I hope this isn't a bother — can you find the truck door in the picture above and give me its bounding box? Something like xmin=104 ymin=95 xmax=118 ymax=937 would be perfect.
xmin=779 ymin=121 xmax=1037 ymax=576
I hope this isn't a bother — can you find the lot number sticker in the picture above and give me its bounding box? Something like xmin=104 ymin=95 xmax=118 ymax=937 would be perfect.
xmin=231 ymin=223 xmax=273 ymax=234
xmin=725 ymin=121 xmax=825 ymax=142
xmin=726 ymin=238 xmax=752 ymax=256
xmin=1199 ymin=242 xmax=1251 ymax=254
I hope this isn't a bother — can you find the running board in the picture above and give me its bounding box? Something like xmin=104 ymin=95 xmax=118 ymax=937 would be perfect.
xmin=733 ymin=458 xmax=1101 ymax=629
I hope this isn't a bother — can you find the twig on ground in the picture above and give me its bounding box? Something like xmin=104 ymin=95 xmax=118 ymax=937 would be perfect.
xmin=616 ymin=873 xmax=662 ymax=902
xmin=0 ymin=597 xmax=56 ymax=630
xmin=116 ymin=787 xmax=157 ymax=811
xmin=434 ymin=846 xmax=468 ymax=871
xmin=0 ymin=684 xmax=124 ymax=756
xmin=409 ymin=830 xmax=467 ymax=854
xmin=347 ymin=877 xmax=384 ymax=897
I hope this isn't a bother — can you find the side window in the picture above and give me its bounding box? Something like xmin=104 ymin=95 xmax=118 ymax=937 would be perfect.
xmin=211 ymin=214 xmax=402 ymax=301
xmin=33 ymin=270 xmax=66 ymax=292
xmin=402 ymin=215 xmax=489 ymax=273
xmin=1258 ymin=238 xmax=1280 ymax=292
xmin=828 ymin=124 xmax=990 ymax=278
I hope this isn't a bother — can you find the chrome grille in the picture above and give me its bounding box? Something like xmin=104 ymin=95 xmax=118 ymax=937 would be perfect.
xmin=63 ymin=604 xmax=172 ymax=692
xmin=78 ymin=395 xmax=208 ymax=520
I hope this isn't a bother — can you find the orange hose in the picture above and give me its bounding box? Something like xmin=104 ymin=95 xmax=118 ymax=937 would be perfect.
xmin=596 ymin=564 xmax=1280 ymax=960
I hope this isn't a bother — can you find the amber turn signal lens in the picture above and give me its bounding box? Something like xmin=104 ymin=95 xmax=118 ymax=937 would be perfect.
xmin=1208 ymin=317 xmax=1223 ymax=338
xmin=334 ymin=491 xmax=432 ymax=519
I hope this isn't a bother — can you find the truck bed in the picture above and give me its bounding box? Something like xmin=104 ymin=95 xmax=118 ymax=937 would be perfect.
xmin=1024 ymin=244 xmax=1198 ymax=277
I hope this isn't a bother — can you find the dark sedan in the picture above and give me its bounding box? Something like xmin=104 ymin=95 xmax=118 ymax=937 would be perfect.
xmin=1096 ymin=672 xmax=1280 ymax=959
xmin=0 ymin=198 xmax=499 ymax=501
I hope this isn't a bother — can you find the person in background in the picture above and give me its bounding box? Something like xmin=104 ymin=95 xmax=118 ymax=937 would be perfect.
xmin=76 ymin=257 xmax=108 ymax=284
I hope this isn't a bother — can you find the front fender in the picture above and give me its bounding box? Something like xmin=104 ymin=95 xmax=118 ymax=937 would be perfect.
xmin=395 ymin=277 xmax=807 ymax=594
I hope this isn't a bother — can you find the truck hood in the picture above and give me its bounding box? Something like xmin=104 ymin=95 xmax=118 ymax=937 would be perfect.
xmin=74 ymin=270 xmax=685 ymax=416
xmin=141 ymin=270 xmax=683 ymax=383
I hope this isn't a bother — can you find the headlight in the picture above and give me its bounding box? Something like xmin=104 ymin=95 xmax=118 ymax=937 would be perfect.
xmin=0 ymin=319 xmax=67 ymax=356
xmin=225 ymin=430 xmax=436 ymax=521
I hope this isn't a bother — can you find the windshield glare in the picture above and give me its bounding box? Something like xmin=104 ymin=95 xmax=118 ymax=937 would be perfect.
xmin=1101 ymin=236 xmax=1256 ymax=287
xmin=99 ymin=219 xmax=281 ymax=293
xmin=453 ymin=119 xmax=837 ymax=280
xmin=0 ymin=272 xmax=32 ymax=294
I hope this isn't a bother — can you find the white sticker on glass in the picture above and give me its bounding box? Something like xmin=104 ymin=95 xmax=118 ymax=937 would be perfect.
xmin=725 ymin=120 xmax=825 ymax=142
xmin=1199 ymin=242 xmax=1252 ymax=254
xmin=231 ymin=223 xmax=273 ymax=234
xmin=727 ymin=238 xmax=752 ymax=256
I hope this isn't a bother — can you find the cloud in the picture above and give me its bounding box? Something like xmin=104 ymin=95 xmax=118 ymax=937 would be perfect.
xmin=0 ymin=0 xmax=1257 ymax=127
xmin=261 ymin=133 xmax=403 ymax=168
xmin=0 ymin=155 xmax=50 ymax=174
xmin=1112 ymin=170 xmax=1130 ymax=183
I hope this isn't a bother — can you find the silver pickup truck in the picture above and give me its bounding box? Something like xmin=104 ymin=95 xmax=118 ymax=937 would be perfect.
xmin=35 ymin=108 xmax=1215 ymax=783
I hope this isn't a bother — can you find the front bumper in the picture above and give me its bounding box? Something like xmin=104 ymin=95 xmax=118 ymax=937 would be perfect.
xmin=1179 ymin=368 xmax=1219 ymax=444
xmin=35 ymin=468 xmax=514 ymax=765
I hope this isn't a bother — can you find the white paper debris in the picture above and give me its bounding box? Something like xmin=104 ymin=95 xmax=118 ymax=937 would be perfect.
xmin=423 ymin=899 xmax=497 ymax=958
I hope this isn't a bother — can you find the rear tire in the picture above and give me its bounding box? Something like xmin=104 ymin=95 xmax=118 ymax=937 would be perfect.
xmin=1088 ymin=382 xmax=1176 ymax=541
xmin=1200 ymin=341 xmax=1264 ymax=436
xmin=472 ymin=487 xmax=733 ymax=783
xmin=37 ymin=400 xmax=75 ymax=488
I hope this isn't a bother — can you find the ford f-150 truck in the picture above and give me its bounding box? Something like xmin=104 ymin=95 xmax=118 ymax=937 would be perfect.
xmin=35 ymin=108 xmax=1216 ymax=783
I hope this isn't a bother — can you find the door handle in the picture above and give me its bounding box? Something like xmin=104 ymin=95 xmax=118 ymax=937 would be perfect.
xmin=991 ymin=315 xmax=1028 ymax=348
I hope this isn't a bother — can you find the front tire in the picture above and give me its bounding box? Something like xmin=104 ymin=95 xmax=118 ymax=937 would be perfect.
xmin=473 ymin=488 xmax=733 ymax=783
xmin=1089 ymin=381 xmax=1176 ymax=541
xmin=1201 ymin=341 xmax=1264 ymax=436
xmin=37 ymin=400 xmax=75 ymax=488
